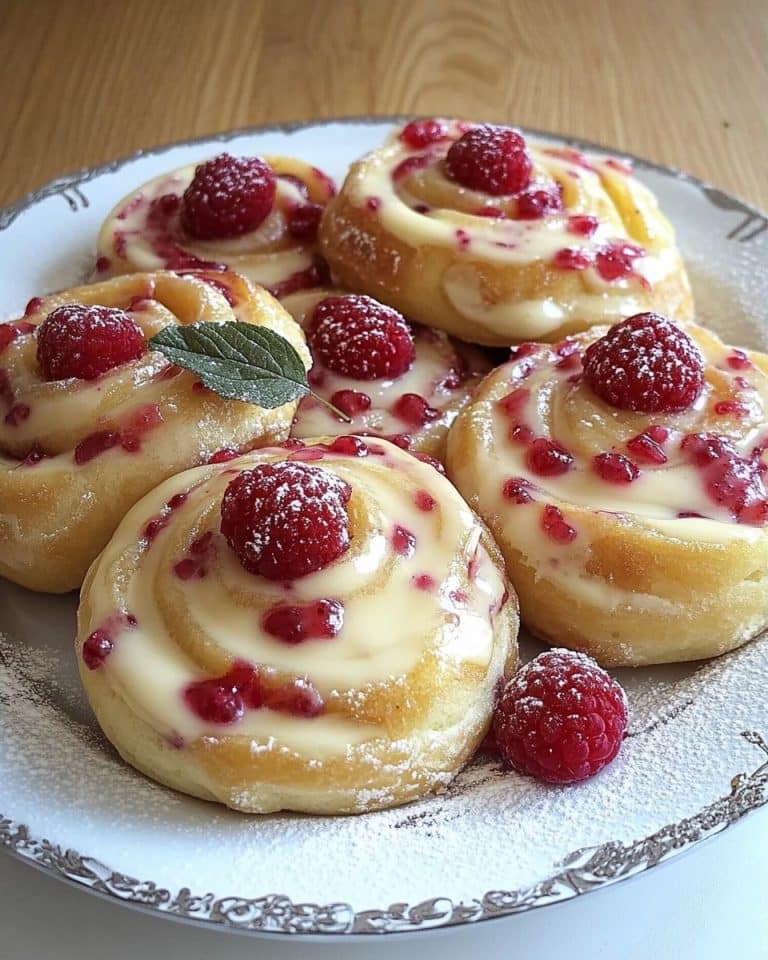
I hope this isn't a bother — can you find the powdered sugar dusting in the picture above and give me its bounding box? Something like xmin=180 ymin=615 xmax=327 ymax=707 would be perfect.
xmin=2 ymin=582 xmax=767 ymax=909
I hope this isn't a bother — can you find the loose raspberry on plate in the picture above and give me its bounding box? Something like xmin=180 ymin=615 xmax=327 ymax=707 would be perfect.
xmin=444 ymin=125 xmax=532 ymax=196
xmin=220 ymin=462 xmax=352 ymax=580
xmin=180 ymin=153 xmax=277 ymax=240
xmin=583 ymin=313 xmax=704 ymax=413
xmin=309 ymin=294 xmax=415 ymax=380
xmin=493 ymin=649 xmax=628 ymax=784
xmin=37 ymin=303 xmax=145 ymax=381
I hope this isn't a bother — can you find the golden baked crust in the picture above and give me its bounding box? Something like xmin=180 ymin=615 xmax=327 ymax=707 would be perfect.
xmin=0 ymin=270 xmax=309 ymax=593
xmin=282 ymin=287 xmax=491 ymax=460
xmin=76 ymin=439 xmax=519 ymax=814
xmin=96 ymin=155 xmax=335 ymax=298
xmin=446 ymin=322 xmax=768 ymax=666
xmin=319 ymin=121 xmax=693 ymax=346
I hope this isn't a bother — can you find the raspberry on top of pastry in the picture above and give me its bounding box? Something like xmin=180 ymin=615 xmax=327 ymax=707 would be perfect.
xmin=77 ymin=438 xmax=518 ymax=815
xmin=0 ymin=270 xmax=309 ymax=593
xmin=319 ymin=119 xmax=693 ymax=346
xmin=282 ymin=289 xmax=491 ymax=459
xmin=446 ymin=311 xmax=768 ymax=665
xmin=96 ymin=153 xmax=335 ymax=299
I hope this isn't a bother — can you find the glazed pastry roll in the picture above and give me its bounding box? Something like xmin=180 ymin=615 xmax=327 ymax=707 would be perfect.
xmin=77 ymin=438 xmax=518 ymax=814
xmin=446 ymin=312 xmax=768 ymax=666
xmin=0 ymin=270 xmax=308 ymax=592
xmin=283 ymin=289 xmax=491 ymax=459
xmin=320 ymin=119 xmax=693 ymax=346
xmin=96 ymin=153 xmax=335 ymax=298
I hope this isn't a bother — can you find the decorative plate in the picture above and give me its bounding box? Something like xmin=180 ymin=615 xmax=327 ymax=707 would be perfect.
xmin=1 ymin=119 xmax=768 ymax=939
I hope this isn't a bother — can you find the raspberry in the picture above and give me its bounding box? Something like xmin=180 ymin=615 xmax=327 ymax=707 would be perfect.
xmin=0 ymin=321 xmax=35 ymax=354
xmin=37 ymin=303 xmax=145 ymax=381
xmin=583 ymin=313 xmax=704 ymax=413
xmin=310 ymin=295 xmax=414 ymax=380
xmin=444 ymin=125 xmax=532 ymax=196
xmin=493 ymin=649 xmax=628 ymax=784
xmin=220 ymin=462 xmax=351 ymax=579
xmin=181 ymin=153 xmax=276 ymax=240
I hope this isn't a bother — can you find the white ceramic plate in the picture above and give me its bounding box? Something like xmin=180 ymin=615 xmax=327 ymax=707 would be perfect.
xmin=1 ymin=119 xmax=768 ymax=939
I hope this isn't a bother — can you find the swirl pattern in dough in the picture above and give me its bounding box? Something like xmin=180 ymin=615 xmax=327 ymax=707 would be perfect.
xmin=446 ymin=321 xmax=768 ymax=665
xmin=77 ymin=438 xmax=518 ymax=814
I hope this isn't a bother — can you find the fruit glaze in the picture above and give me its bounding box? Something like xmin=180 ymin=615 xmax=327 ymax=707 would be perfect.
xmin=0 ymin=270 xmax=308 ymax=592
xmin=283 ymin=290 xmax=491 ymax=458
xmin=96 ymin=154 xmax=335 ymax=299
xmin=446 ymin=314 xmax=768 ymax=665
xmin=320 ymin=119 xmax=693 ymax=346
xmin=77 ymin=439 xmax=517 ymax=814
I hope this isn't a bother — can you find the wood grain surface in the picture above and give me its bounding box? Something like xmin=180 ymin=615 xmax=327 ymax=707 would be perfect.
xmin=0 ymin=0 xmax=766 ymax=209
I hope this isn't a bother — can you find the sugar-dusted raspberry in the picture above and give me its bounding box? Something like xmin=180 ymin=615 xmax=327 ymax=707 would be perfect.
xmin=37 ymin=303 xmax=145 ymax=381
xmin=445 ymin=125 xmax=532 ymax=196
xmin=310 ymin=295 xmax=414 ymax=380
xmin=583 ymin=313 xmax=704 ymax=413
xmin=180 ymin=153 xmax=276 ymax=240
xmin=493 ymin=648 xmax=628 ymax=784
xmin=399 ymin=118 xmax=448 ymax=149
xmin=220 ymin=462 xmax=351 ymax=579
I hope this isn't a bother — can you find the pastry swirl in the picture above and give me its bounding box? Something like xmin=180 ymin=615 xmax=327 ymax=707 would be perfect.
xmin=0 ymin=270 xmax=308 ymax=592
xmin=319 ymin=119 xmax=693 ymax=345
xmin=446 ymin=321 xmax=768 ymax=665
xmin=77 ymin=438 xmax=518 ymax=814
xmin=96 ymin=156 xmax=335 ymax=298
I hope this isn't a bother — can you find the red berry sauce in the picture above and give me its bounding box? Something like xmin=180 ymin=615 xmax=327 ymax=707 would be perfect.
xmin=262 ymin=599 xmax=344 ymax=645
xmin=541 ymin=504 xmax=577 ymax=543
xmin=593 ymin=452 xmax=640 ymax=484
xmin=414 ymin=489 xmax=436 ymax=511
xmin=392 ymin=524 xmax=416 ymax=556
xmin=412 ymin=573 xmax=435 ymax=591
xmin=502 ymin=477 xmax=535 ymax=504
xmin=330 ymin=389 xmax=372 ymax=418
xmin=183 ymin=660 xmax=324 ymax=724
xmin=526 ymin=438 xmax=573 ymax=476
xmin=393 ymin=393 xmax=440 ymax=428
xmin=81 ymin=611 xmax=138 ymax=670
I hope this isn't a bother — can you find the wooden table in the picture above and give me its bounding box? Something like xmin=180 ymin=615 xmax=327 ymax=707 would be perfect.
xmin=1 ymin=0 xmax=767 ymax=211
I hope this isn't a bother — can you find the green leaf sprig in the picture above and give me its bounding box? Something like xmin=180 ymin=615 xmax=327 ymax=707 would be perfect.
xmin=148 ymin=321 xmax=350 ymax=422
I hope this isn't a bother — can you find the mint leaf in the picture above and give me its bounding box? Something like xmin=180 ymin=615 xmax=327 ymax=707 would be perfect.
xmin=148 ymin=321 xmax=312 ymax=409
